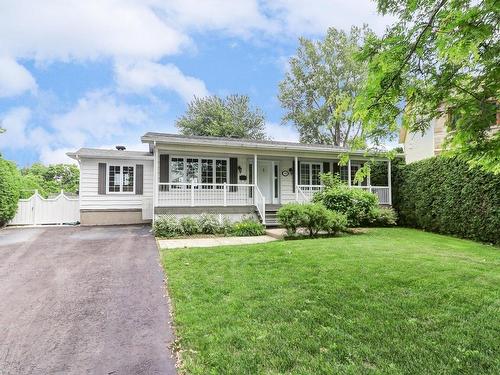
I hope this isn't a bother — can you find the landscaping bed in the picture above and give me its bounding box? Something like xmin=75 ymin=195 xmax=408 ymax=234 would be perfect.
xmin=161 ymin=228 xmax=499 ymax=374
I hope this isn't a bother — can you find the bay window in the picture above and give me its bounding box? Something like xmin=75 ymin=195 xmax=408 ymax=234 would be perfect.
xmin=170 ymin=156 xmax=228 ymax=187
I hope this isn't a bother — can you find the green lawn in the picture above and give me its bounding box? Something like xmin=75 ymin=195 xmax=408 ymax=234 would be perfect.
xmin=160 ymin=228 xmax=500 ymax=374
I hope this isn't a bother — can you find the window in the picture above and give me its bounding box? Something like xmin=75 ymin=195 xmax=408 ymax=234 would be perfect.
xmin=339 ymin=163 xmax=362 ymax=185
xmin=108 ymin=165 xmax=134 ymax=193
xmin=169 ymin=157 xmax=228 ymax=187
xmin=300 ymin=162 xmax=322 ymax=185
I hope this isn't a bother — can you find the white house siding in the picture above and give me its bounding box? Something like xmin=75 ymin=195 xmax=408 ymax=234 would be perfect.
xmin=403 ymin=120 xmax=436 ymax=163
xmin=79 ymin=158 xmax=153 ymax=210
xmin=280 ymin=158 xmax=296 ymax=203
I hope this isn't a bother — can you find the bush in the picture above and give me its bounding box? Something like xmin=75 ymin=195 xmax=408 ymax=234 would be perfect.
xmin=179 ymin=217 xmax=200 ymax=235
xmin=324 ymin=211 xmax=348 ymax=234
xmin=393 ymin=156 xmax=500 ymax=244
xmin=198 ymin=213 xmax=220 ymax=234
xmin=369 ymin=207 xmax=397 ymax=227
xmin=231 ymin=218 xmax=265 ymax=236
xmin=277 ymin=203 xmax=305 ymax=235
xmin=313 ymin=185 xmax=379 ymax=227
xmin=154 ymin=216 xmax=182 ymax=238
xmin=301 ymin=203 xmax=330 ymax=237
xmin=0 ymin=157 xmax=21 ymax=226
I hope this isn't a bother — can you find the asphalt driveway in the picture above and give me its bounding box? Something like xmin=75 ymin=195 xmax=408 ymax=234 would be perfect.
xmin=0 ymin=225 xmax=176 ymax=374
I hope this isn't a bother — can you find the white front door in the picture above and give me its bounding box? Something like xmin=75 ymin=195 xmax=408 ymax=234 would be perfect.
xmin=257 ymin=161 xmax=273 ymax=204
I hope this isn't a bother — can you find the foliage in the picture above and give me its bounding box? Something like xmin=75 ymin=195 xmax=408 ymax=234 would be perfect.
xmin=279 ymin=26 xmax=374 ymax=148
xmin=153 ymin=216 xmax=183 ymax=238
xmin=176 ymin=95 xmax=267 ymax=140
xmin=20 ymin=163 xmax=79 ymax=198
xmin=369 ymin=207 xmax=397 ymax=227
xmin=277 ymin=203 xmax=306 ymax=235
xmin=313 ymin=185 xmax=379 ymax=226
xmin=357 ymin=0 xmax=500 ymax=173
xmin=230 ymin=218 xmax=265 ymax=236
xmin=179 ymin=217 xmax=200 ymax=236
xmin=0 ymin=157 xmax=21 ymax=226
xmin=162 ymin=228 xmax=500 ymax=375
xmin=393 ymin=155 xmax=500 ymax=244
xmin=154 ymin=214 xmax=265 ymax=238
xmin=301 ymin=203 xmax=330 ymax=237
xmin=324 ymin=210 xmax=348 ymax=234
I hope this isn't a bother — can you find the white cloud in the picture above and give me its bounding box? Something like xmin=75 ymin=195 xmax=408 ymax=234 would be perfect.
xmin=0 ymin=107 xmax=33 ymax=149
xmin=0 ymin=0 xmax=189 ymax=62
xmin=262 ymin=0 xmax=391 ymax=36
xmin=266 ymin=122 xmax=299 ymax=142
xmin=51 ymin=91 xmax=149 ymax=148
xmin=115 ymin=61 xmax=209 ymax=102
xmin=0 ymin=57 xmax=37 ymax=97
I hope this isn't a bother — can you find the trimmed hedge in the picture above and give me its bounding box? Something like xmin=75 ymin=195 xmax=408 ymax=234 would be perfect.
xmin=0 ymin=157 xmax=21 ymax=226
xmin=393 ymin=156 xmax=500 ymax=244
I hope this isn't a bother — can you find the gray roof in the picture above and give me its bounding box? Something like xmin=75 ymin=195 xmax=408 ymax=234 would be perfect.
xmin=141 ymin=132 xmax=355 ymax=153
xmin=67 ymin=147 xmax=152 ymax=160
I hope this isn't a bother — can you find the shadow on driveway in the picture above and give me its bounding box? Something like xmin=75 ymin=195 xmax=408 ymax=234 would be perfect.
xmin=0 ymin=225 xmax=176 ymax=374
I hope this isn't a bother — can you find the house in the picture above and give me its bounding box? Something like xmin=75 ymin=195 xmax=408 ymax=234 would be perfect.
xmin=399 ymin=115 xmax=448 ymax=163
xmin=67 ymin=133 xmax=393 ymax=226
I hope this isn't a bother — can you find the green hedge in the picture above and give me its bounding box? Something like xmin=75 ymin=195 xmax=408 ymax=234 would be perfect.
xmin=393 ymin=156 xmax=500 ymax=244
xmin=0 ymin=157 xmax=21 ymax=226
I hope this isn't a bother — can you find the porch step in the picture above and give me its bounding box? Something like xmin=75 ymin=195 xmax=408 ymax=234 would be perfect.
xmin=263 ymin=206 xmax=282 ymax=227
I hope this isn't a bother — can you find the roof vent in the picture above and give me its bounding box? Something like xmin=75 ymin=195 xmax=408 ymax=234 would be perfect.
xmin=116 ymin=145 xmax=126 ymax=151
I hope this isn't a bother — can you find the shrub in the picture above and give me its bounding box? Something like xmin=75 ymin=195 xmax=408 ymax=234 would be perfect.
xmin=313 ymin=185 xmax=378 ymax=226
xmin=154 ymin=216 xmax=182 ymax=238
xmin=231 ymin=218 xmax=265 ymax=236
xmin=218 ymin=216 xmax=233 ymax=236
xmin=0 ymin=157 xmax=21 ymax=226
xmin=179 ymin=217 xmax=200 ymax=235
xmin=393 ymin=156 xmax=500 ymax=244
xmin=198 ymin=213 xmax=220 ymax=234
xmin=369 ymin=207 xmax=397 ymax=227
xmin=301 ymin=203 xmax=330 ymax=237
xmin=277 ymin=203 xmax=305 ymax=235
xmin=324 ymin=211 xmax=348 ymax=235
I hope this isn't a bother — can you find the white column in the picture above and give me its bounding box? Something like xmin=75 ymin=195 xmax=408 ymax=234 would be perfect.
xmin=347 ymin=159 xmax=352 ymax=187
xmin=152 ymin=145 xmax=158 ymax=224
xmin=388 ymin=159 xmax=392 ymax=205
xmin=294 ymin=156 xmax=298 ymax=201
xmin=367 ymin=167 xmax=371 ymax=193
xmin=254 ymin=154 xmax=258 ymax=187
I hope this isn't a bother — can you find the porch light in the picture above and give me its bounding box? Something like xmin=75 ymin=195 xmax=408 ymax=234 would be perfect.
xmin=238 ymin=165 xmax=242 ymax=174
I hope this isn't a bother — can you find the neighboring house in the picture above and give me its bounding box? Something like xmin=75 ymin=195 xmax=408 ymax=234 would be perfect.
xmin=399 ymin=115 xmax=447 ymax=163
xmin=67 ymin=133 xmax=393 ymax=226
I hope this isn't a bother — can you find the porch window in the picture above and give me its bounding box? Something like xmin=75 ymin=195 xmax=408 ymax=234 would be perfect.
xmin=108 ymin=165 xmax=134 ymax=193
xmin=300 ymin=162 xmax=322 ymax=185
xmin=169 ymin=157 xmax=228 ymax=186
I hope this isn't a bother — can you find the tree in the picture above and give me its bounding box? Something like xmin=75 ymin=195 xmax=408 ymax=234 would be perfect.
xmin=0 ymin=157 xmax=20 ymax=226
xmin=20 ymin=163 xmax=79 ymax=198
xmin=279 ymin=26 xmax=374 ymax=148
xmin=356 ymin=0 xmax=500 ymax=173
xmin=176 ymin=95 xmax=267 ymax=140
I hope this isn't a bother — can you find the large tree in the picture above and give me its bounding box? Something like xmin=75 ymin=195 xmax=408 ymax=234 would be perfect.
xmin=176 ymin=95 xmax=267 ymax=140
xmin=279 ymin=26 xmax=374 ymax=148
xmin=356 ymin=0 xmax=500 ymax=173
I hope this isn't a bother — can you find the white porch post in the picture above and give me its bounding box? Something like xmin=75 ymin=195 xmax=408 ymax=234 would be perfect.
xmin=294 ymin=156 xmax=298 ymax=201
xmin=347 ymin=159 xmax=352 ymax=187
xmin=388 ymin=159 xmax=392 ymax=205
xmin=152 ymin=145 xmax=158 ymax=224
xmin=367 ymin=168 xmax=372 ymax=193
xmin=254 ymin=154 xmax=258 ymax=186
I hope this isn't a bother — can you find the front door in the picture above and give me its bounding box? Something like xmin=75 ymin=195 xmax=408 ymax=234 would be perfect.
xmin=256 ymin=161 xmax=280 ymax=204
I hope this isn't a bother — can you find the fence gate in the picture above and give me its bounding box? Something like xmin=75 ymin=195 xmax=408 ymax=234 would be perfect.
xmin=9 ymin=191 xmax=80 ymax=226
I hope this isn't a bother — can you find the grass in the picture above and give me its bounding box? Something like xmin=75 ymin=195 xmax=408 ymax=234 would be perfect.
xmin=160 ymin=228 xmax=500 ymax=374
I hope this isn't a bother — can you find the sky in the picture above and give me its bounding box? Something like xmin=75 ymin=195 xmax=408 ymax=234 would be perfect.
xmin=0 ymin=0 xmax=392 ymax=166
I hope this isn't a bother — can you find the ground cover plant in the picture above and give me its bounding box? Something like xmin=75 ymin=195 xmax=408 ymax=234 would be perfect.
xmin=161 ymin=228 xmax=499 ymax=374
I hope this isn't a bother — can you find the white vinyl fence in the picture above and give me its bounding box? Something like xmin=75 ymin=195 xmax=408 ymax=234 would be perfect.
xmin=9 ymin=190 xmax=80 ymax=226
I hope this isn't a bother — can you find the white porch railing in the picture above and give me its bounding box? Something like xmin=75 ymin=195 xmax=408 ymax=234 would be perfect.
xmin=253 ymin=186 xmax=266 ymax=225
xmin=158 ymin=183 xmax=255 ymax=207
xmin=296 ymin=185 xmax=392 ymax=205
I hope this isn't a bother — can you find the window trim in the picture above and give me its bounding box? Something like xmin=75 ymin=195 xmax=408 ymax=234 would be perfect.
xmin=106 ymin=163 xmax=135 ymax=194
xmin=299 ymin=162 xmax=323 ymax=186
xmin=169 ymin=155 xmax=230 ymax=186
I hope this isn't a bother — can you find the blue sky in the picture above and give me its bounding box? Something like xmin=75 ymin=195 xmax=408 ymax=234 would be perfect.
xmin=0 ymin=0 xmax=391 ymax=166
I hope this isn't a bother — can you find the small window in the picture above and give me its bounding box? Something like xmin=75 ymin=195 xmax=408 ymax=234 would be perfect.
xmin=108 ymin=165 xmax=134 ymax=193
xmin=300 ymin=162 xmax=322 ymax=185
